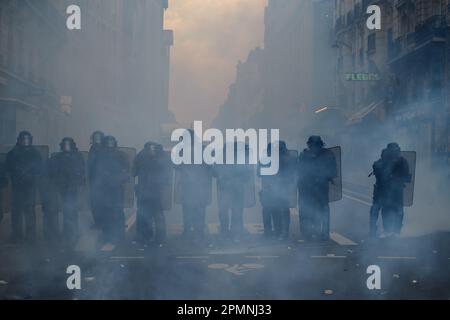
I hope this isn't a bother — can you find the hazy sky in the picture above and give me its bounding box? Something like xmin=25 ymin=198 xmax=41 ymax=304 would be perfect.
xmin=165 ymin=0 xmax=267 ymax=127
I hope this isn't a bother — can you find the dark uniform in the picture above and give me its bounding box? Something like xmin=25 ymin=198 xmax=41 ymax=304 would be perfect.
xmin=41 ymin=155 xmax=60 ymax=242
xmin=260 ymin=141 xmax=292 ymax=239
xmin=298 ymin=136 xmax=337 ymax=240
xmin=379 ymin=143 xmax=411 ymax=235
xmin=215 ymin=143 xmax=252 ymax=239
xmin=50 ymin=138 xmax=85 ymax=246
xmin=5 ymin=131 xmax=43 ymax=242
xmin=369 ymin=148 xmax=388 ymax=237
xmin=96 ymin=136 xmax=130 ymax=243
xmin=133 ymin=142 xmax=170 ymax=245
xmin=175 ymin=130 xmax=212 ymax=240
xmin=88 ymin=131 xmax=105 ymax=229
xmin=177 ymin=163 xmax=212 ymax=240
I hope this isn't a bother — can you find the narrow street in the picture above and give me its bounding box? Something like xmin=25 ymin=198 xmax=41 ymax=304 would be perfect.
xmin=0 ymin=186 xmax=449 ymax=300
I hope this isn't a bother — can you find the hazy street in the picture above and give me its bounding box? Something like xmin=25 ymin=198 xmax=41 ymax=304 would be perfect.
xmin=1 ymin=186 xmax=449 ymax=300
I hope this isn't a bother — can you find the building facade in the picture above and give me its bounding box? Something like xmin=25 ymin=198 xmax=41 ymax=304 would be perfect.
xmin=213 ymin=47 xmax=264 ymax=130
xmin=334 ymin=0 xmax=450 ymax=167
xmin=214 ymin=0 xmax=335 ymax=148
xmin=0 ymin=0 xmax=173 ymax=151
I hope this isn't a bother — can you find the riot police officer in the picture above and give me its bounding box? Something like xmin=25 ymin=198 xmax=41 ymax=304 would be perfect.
xmin=369 ymin=148 xmax=388 ymax=237
xmin=133 ymin=142 xmax=171 ymax=245
xmin=175 ymin=130 xmax=213 ymax=241
xmin=96 ymin=136 xmax=130 ymax=244
xmin=379 ymin=143 xmax=411 ymax=236
xmin=50 ymin=137 xmax=85 ymax=247
xmin=41 ymin=153 xmax=60 ymax=242
xmin=5 ymin=131 xmax=43 ymax=243
xmin=88 ymin=131 xmax=105 ymax=229
xmin=298 ymin=136 xmax=337 ymax=241
xmin=215 ymin=142 xmax=252 ymax=240
xmin=259 ymin=141 xmax=293 ymax=240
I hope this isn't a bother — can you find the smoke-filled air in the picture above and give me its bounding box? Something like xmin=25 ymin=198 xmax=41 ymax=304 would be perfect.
xmin=0 ymin=0 xmax=449 ymax=301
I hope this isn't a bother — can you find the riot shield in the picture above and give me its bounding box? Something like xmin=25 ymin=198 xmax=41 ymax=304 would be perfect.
xmin=285 ymin=150 xmax=298 ymax=208
xmin=216 ymin=142 xmax=256 ymax=209
xmin=401 ymin=151 xmax=416 ymax=207
xmin=174 ymin=163 xmax=212 ymax=206
xmin=174 ymin=167 xmax=182 ymax=205
xmin=118 ymin=147 xmax=136 ymax=208
xmin=161 ymin=151 xmax=174 ymax=211
xmin=78 ymin=151 xmax=90 ymax=210
xmin=243 ymin=145 xmax=256 ymax=208
xmin=0 ymin=145 xmax=13 ymax=154
xmin=328 ymin=146 xmax=342 ymax=203
xmin=0 ymin=144 xmax=48 ymax=160
xmin=34 ymin=145 xmax=49 ymax=206
xmin=216 ymin=164 xmax=255 ymax=209
xmin=243 ymin=165 xmax=256 ymax=208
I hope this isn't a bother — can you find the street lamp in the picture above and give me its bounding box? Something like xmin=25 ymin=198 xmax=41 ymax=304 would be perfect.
xmin=315 ymin=106 xmax=341 ymax=114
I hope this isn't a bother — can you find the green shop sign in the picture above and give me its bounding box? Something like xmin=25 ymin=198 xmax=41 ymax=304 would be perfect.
xmin=344 ymin=73 xmax=381 ymax=81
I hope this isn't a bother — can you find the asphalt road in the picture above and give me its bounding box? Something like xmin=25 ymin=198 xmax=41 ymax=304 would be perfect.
xmin=0 ymin=189 xmax=449 ymax=300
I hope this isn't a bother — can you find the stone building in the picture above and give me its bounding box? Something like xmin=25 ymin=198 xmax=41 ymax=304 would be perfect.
xmin=334 ymin=0 xmax=450 ymax=166
xmin=214 ymin=0 xmax=335 ymax=147
xmin=0 ymin=0 xmax=173 ymax=151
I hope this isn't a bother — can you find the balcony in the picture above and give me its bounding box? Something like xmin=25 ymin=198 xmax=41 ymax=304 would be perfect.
xmin=395 ymin=0 xmax=415 ymax=9
xmin=415 ymin=15 xmax=448 ymax=47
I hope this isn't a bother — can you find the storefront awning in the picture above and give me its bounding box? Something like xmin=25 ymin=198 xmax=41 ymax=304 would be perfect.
xmin=346 ymin=100 xmax=384 ymax=126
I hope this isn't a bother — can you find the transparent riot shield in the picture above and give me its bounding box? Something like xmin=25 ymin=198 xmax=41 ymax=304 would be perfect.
xmin=328 ymin=146 xmax=342 ymax=203
xmin=33 ymin=145 xmax=49 ymax=206
xmin=243 ymin=144 xmax=256 ymax=208
xmin=161 ymin=151 xmax=174 ymax=211
xmin=285 ymin=150 xmax=299 ymax=208
xmin=243 ymin=165 xmax=256 ymax=208
xmin=0 ymin=144 xmax=48 ymax=160
xmin=401 ymin=151 xmax=416 ymax=207
xmin=78 ymin=151 xmax=90 ymax=210
xmin=118 ymin=147 xmax=136 ymax=208
xmin=174 ymin=167 xmax=182 ymax=205
xmin=216 ymin=164 xmax=255 ymax=208
xmin=216 ymin=142 xmax=256 ymax=208
xmin=0 ymin=145 xmax=13 ymax=154
xmin=174 ymin=163 xmax=212 ymax=206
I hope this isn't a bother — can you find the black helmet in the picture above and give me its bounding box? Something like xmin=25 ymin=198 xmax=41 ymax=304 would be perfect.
xmin=387 ymin=142 xmax=401 ymax=152
xmin=91 ymin=131 xmax=105 ymax=145
xmin=17 ymin=131 xmax=33 ymax=147
xmin=267 ymin=140 xmax=287 ymax=155
xmin=144 ymin=142 xmax=163 ymax=155
xmin=386 ymin=142 xmax=401 ymax=158
xmin=60 ymin=137 xmax=77 ymax=152
xmin=102 ymin=135 xmax=118 ymax=148
xmin=307 ymin=136 xmax=325 ymax=148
